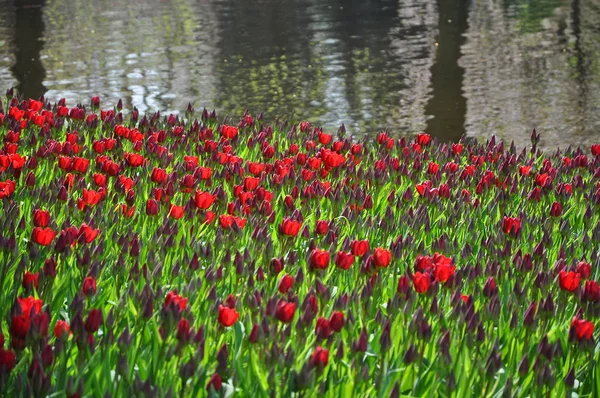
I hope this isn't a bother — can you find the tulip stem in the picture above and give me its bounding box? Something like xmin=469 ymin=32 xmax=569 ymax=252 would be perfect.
xmin=130 ymin=321 xmax=147 ymax=381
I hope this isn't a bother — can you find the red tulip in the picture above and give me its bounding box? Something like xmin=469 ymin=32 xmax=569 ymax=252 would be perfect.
xmin=169 ymin=204 xmax=185 ymax=219
xmin=559 ymin=271 xmax=580 ymax=292
xmin=318 ymin=132 xmax=332 ymax=145
xmin=73 ymin=157 xmax=89 ymax=173
xmin=335 ymin=251 xmax=354 ymax=270
xmin=54 ymin=320 xmax=70 ymax=339
xmin=373 ymin=248 xmax=392 ymax=268
xmin=176 ymin=318 xmax=191 ymax=341
xmin=351 ymin=240 xmax=370 ymax=257
xmin=82 ymin=276 xmax=97 ymax=297
xmin=10 ymin=315 xmax=30 ymax=339
xmin=416 ymin=133 xmax=431 ymax=146
xmin=309 ymin=249 xmax=330 ymax=270
xmin=278 ymin=274 xmax=294 ymax=294
xmin=571 ymin=317 xmax=594 ymax=341
xmin=433 ymin=263 xmax=456 ymax=283
xmin=312 ymin=316 xmax=331 ymax=339
xmin=17 ymin=296 xmax=43 ymax=318
xmin=329 ymin=311 xmax=344 ymax=332
xmin=218 ymin=305 xmax=239 ymax=327
xmin=146 ymin=199 xmax=159 ymax=216
xmin=219 ymin=215 xmax=246 ymax=229
xmin=244 ymin=177 xmax=260 ymax=191
xmin=93 ymin=173 xmax=107 ymax=186
xmin=412 ymin=272 xmax=431 ymax=294
xmin=315 ymin=220 xmax=329 ymax=235
xmin=220 ymin=125 xmax=238 ymax=139
xmin=584 ymin=280 xmax=600 ymax=302
xmin=312 ymin=346 xmax=329 ymax=368
xmin=33 ymin=209 xmax=50 ymax=227
xmin=194 ymin=190 xmax=216 ymax=210
xmin=207 ymin=373 xmax=222 ymax=392
xmin=31 ymin=227 xmax=57 ymax=246
xmin=151 ymin=167 xmax=167 ymax=183
xmin=576 ymin=261 xmax=591 ymax=279
xmin=535 ymin=173 xmax=551 ymax=187
xmin=451 ymin=143 xmax=463 ymax=154
xmin=85 ymin=309 xmax=103 ymax=333
xmin=502 ymin=216 xmax=521 ymax=236
xmin=427 ymin=162 xmax=439 ymax=174
xmin=549 ymin=201 xmax=562 ymax=217
xmin=280 ymin=218 xmax=302 ymax=237
xmin=79 ymin=223 xmax=100 ymax=243
xmin=0 ymin=180 xmax=16 ymax=199
xmin=22 ymin=271 xmax=39 ymax=290
xmin=415 ymin=255 xmax=434 ymax=273
xmin=124 ymin=152 xmax=145 ymax=167
xmin=0 ymin=348 xmax=17 ymax=372
xmin=165 ymin=291 xmax=188 ymax=312
xmin=275 ymin=300 xmax=296 ymax=323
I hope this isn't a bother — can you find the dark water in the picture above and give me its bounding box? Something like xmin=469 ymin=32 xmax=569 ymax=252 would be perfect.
xmin=1 ymin=0 xmax=599 ymax=148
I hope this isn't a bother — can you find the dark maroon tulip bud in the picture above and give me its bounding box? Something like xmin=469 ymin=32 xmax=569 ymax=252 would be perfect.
xmin=28 ymin=357 xmax=47 ymax=395
xmin=270 ymin=258 xmax=284 ymax=275
xmin=403 ymin=344 xmax=417 ymax=364
xmin=25 ymin=171 xmax=36 ymax=187
xmin=194 ymin=326 xmax=205 ymax=345
xmin=354 ymin=328 xmax=368 ymax=352
xmin=216 ymin=343 xmax=228 ymax=374
xmin=429 ymin=297 xmax=438 ymax=314
xmin=537 ymin=335 xmax=553 ymax=361
xmin=485 ymin=344 xmax=502 ymax=377
xmin=390 ymin=382 xmax=400 ymax=398
xmin=418 ymin=318 xmax=432 ymax=341
xmin=379 ymin=320 xmax=391 ymax=351
xmin=523 ymin=301 xmax=537 ymax=327
xmin=57 ymin=186 xmax=68 ymax=201
xmin=363 ymin=195 xmax=373 ymax=209
xmin=482 ymin=277 xmax=498 ymax=298
xmin=541 ymin=294 xmax=555 ymax=316
xmin=41 ymin=344 xmax=53 ymax=368
xmin=336 ymin=341 xmax=344 ymax=359
xmin=533 ymin=241 xmax=544 ymax=257
xmin=476 ymin=323 xmax=485 ymax=343
xmin=118 ymin=328 xmax=133 ymax=351
xmin=439 ymin=330 xmax=451 ymax=361
xmin=565 ymin=367 xmax=575 ymax=388
xmin=249 ymin=324 xmax=259 ymax=344
xmin=44 ymin=257 xmax=57 ymax=278
xmin=510 ymin=313 xmax=518 ymax=329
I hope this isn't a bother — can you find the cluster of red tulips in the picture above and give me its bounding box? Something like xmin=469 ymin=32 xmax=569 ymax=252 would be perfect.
xmin=1 ymin=90 xmax=600 ymax=396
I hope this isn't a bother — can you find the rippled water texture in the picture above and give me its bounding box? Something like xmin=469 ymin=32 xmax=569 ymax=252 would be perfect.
xmin=0 ymin=0 xmax=599 ymax=148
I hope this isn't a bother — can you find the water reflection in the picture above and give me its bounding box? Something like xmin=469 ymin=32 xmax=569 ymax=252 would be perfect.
xmin=424 ymin=0 xmax=469 ymax=142
xmin=0 ymin=0 xmax=598 ymax=148
xmin=461 ymin=0 xmax=600 ymax=149
xmin=10 ymin=0 xmax=46 ymax=99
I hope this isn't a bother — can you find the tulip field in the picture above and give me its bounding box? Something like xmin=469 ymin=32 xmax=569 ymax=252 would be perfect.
xmin=2 ymin=92 xmax=600 ymax=397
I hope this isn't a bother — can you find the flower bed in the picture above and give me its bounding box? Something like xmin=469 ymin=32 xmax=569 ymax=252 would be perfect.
xmin=1 ymin=93 xmax=600 ymax=396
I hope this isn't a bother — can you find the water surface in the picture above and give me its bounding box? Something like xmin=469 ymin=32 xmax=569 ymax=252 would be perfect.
xmin=1 ymin=0 xmax=599 ymax=148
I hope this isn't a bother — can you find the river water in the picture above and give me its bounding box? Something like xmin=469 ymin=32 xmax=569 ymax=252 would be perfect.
xmin=0 ymin=0 xmax=599 ymax=149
